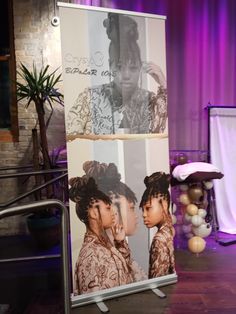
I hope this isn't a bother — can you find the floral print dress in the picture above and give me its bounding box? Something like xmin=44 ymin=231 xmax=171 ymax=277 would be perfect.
xmin=149 ymin=223 xmax=175 ymax=278
xmin=74 ymin=231 xmax=134 ymax=295
xmin=66 ymin=83 xmax=167 ymax=136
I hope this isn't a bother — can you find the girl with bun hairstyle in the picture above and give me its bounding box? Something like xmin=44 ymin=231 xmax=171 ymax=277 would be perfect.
xmin=66 ymin=12 xmax=167 ymax=135
xmin=83 ymin=160 xmax=138 ymax=236
xmin=140 ymin=172 xmax=175 ymax=278
xmin=69 ymin=175 xmax=133 ymax=295
xmin=83 ymin=160 xmax=147 ymax=281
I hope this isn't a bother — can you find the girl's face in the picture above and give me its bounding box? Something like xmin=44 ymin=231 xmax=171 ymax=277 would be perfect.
xmin=92 ymin=200 xmax=115 ymax=229
xmin=110 ymin=60 xmax=141 ymax=100
xmin=111 ymin=194 xmax=138 ymax=236
xmin=142 ymin=197 xmax=167 ymax=228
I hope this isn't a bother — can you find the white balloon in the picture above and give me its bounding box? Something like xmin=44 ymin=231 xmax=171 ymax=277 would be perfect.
xmin=172 ymin=214 xmax=177 ymax=225
xmin=172 ymin=203 xmax=177 ymax=214
xmin=184 ymin=213 xmax=192 ymax=223
xmin=182 ymin=224 xmax=192 ymax=234
xmin=192 ymin=223 xmax=212 ymax=238
xmin=191 ymin=215 xmax=204 ymax=227
xmin=198 ymin=208 xmax=207 ymax=218
xmin=203 ymin=181 xmax=214 ymax=190
xmin=179 ymin=184 xmax=189 ymax=192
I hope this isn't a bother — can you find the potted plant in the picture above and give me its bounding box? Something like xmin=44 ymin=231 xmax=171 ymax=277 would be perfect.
xmin=16 ymin=63 xmax=65 ymax=248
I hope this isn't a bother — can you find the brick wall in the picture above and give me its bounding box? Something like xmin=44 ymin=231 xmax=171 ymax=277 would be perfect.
xmin=0 ymin=0 xmax=67 ymax=235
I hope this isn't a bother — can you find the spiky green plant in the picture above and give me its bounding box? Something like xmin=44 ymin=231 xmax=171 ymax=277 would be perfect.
xmin=16 ymin=63 xmax=63 ymax=171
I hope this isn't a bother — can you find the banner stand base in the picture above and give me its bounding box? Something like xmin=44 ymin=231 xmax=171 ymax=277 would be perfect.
xmin=95 ymin=289 xmax=167 ymax=312
xmin=96 ymin=301 xmax=109 ymax=313
xmin=151 ymin=288 xmax=166 ymax=298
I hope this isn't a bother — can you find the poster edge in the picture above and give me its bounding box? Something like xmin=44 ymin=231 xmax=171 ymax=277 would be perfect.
xmin=57 ymin=1 xmax=167 ymax=20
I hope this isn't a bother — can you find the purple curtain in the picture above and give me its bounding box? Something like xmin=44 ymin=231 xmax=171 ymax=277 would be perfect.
xmin=72 ymin=0 xmax=236 ymax=151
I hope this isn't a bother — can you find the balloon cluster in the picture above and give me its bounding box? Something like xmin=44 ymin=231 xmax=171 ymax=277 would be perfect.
xmin=171 ymin=154 xmax=213 ymax=254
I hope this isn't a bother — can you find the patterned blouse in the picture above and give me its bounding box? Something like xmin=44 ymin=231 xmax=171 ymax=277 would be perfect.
xmin=74 ymin=231 xmax=145 ymax=295
xmin=149 ymin=223 xmax=175 ymax=279
xmin=66 ymin=83 xmax=167 ymax=135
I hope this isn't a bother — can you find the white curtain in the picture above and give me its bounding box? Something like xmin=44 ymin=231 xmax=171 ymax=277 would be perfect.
xmin=210 ymin=107 xmax=236 ymax=234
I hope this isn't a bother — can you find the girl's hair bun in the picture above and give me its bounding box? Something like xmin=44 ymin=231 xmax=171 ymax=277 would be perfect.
xmin=103 ymin=13 xmax=139 ymax=44
xmin=144 ymin=172 xmax=170 ymax=189
xmin=82 ymin=160 xmax=121 ymax=186
xmin=69 ymin=175 xmax=98 ymax=203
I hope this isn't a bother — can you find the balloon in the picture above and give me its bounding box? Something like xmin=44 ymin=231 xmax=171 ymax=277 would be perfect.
xmin=188 ymin=236 xmax=206 ymax=253
xmin=174 ymin=224 xmax=183 ymax=236
xmin=179 ymin=184 xmax=189 ymax=192
xmin=179 ymin=193 xmax=191 ymax=205
xmin=172 ymin=215 xmax=177 ymax=225
xmin=203 ymin=181 xmax=214 ymax=190
xmin=185 ymin=232 xmax=194 ymax=239
xmin=184 ymin=213 xmax=192 ymax=223
xmin=192 ymin=223 xmax=212 ymax=238
xmin=191 ymin=215 xmax=204 ymax=227
xmin=198 ymin=208 xmax=207 ymax=219
xmin=188 ymin=186 xmax=203 ymax=203
xmin=172 ymin=203 xmax=177 ymax=214
xmin=182 ymin=224 xmax=192 ymax=234
xmin=186 ymin=204 xmax=198 ymax=216
xmin=176 ymin=214 xmax=183 ymax=225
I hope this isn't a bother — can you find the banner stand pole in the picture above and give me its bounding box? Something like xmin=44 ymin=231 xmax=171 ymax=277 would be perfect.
xmin=151 ymin=288 xmax=166 ymax=298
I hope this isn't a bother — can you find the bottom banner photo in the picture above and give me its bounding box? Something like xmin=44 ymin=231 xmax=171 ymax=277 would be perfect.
xmin=66 ymin=137 xmax=177 ymax=307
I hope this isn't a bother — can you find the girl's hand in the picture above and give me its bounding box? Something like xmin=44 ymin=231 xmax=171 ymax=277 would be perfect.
xmin=112 ymin=223 xmax=125 ymax=242
xmin=142 ymin=62 xmax=167 ymax=88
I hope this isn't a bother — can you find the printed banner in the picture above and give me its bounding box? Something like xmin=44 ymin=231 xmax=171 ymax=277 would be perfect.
xmin=59 ymin=3 xmax=176 ymax=302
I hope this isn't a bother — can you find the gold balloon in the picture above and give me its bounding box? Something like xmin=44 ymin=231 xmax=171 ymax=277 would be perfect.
xmin=188 ymin=186 xmax=203 ymax=203
xmin=188 ymin=236 xmax=206 ymax=253
xmin=186 ymin=204 xmax=198 ymax=216
xmin=179 ymin=193 xmax=191 ymax=205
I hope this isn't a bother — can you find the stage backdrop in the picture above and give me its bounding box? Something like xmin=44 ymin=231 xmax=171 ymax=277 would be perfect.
xmin=59 ymin=2 xmax=176 ymax=305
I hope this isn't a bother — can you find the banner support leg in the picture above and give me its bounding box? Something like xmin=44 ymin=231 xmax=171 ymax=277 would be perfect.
xmin=151 ymin=288 xmax=166 ymax=298
xmin=96 ymin=301 xmax=109 ymax=312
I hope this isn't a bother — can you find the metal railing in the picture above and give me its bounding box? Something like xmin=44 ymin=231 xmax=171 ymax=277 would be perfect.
xmin=0 ymin=165 xmax=70 ymax=313
xmin=0 ymin=167 xmax=68 ymax=209
xmin=0 ymin=199 xmax=71 ymax=314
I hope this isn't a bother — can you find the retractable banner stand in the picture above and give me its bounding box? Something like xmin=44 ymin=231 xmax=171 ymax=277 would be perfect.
xmin=58 ymin=2 xmax=177 ymax=307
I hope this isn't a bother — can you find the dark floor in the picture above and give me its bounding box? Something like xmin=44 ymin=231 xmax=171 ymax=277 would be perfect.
xmin=1 ymin=232 xmax=236 ymax=313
